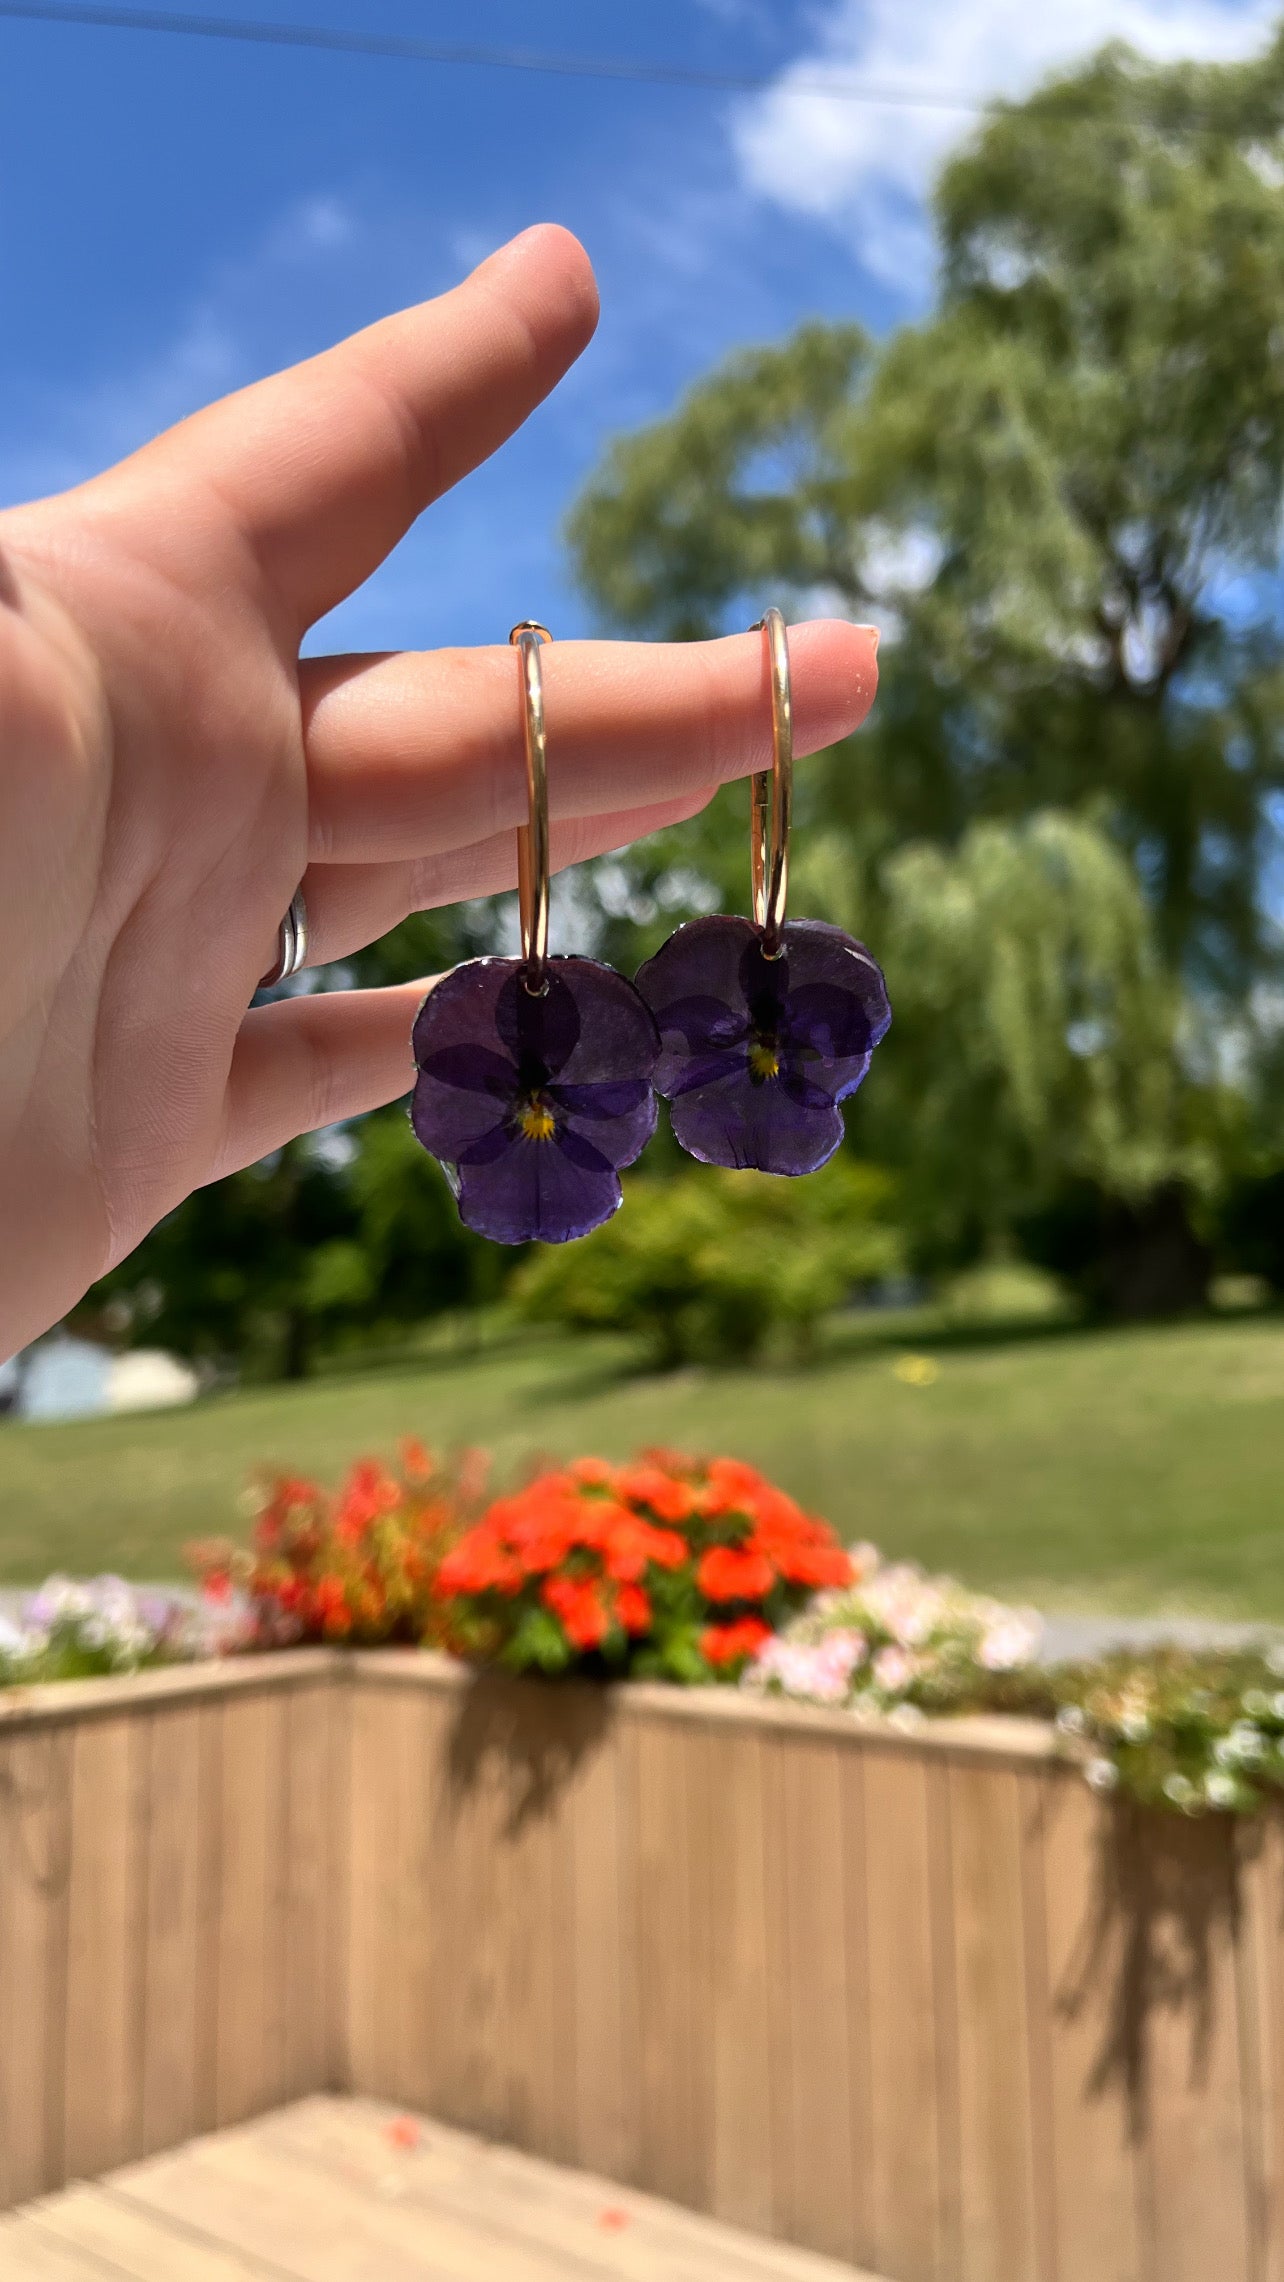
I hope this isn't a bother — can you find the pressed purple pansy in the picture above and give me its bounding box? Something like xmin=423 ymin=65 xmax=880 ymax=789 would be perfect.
xmin=635 ymin=915 xmax=891 ymax=1176
xmin=411 ymin=957 xmax=659 ymax=1244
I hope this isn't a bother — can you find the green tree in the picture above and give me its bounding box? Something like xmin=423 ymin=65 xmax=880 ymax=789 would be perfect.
xmin=514 ymin=1159 xmax=902 ymax=1368
xmin=872 ymin=810 xmax=1210 ymax=1280
xmin=94 ymin=1137 xmax=357 ymax=1381
xmin=570 ymin=33 xmax=1284 ymax=993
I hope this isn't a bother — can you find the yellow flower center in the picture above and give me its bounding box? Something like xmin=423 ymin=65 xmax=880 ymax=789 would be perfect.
xmin=748 ymin=1041 xmax=780 ymax=1081
xmin=517 ymin=1097 xmax=556 ymax=1142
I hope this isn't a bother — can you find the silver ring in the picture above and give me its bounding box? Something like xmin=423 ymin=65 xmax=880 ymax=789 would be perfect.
xmin=259 ymin=887 xmax=309 ymax=988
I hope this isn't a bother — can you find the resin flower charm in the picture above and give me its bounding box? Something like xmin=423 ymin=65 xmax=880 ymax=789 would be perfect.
xmin=635 ymin=915 xmax=890 ymax=1175
xmin=411 ymin=957 xmax=659 ymax=1244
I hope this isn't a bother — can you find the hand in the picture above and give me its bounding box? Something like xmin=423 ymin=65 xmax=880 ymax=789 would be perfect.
xmin=0 ymin=225 xmax=878 ymax=1359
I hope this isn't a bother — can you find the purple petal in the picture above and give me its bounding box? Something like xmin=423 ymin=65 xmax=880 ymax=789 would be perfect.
xmin=412 ymin=959 xmax=517 ymax=1070
xmin=535 ymin=958 xmax=661 ymax=1088
xmin=637 ymin=918 xmax=759 ymax=1092
xmin=552 ymin=1124 xmax=614 ymax=1173
xmin=416 ymin=1043 xmax=515 ymax=1096
xmin=776 ymin=921 xmax=891 ymax=1059
xmin=668 ymin=1046 xmax=751 ymax=1099
xmin=455 ymin=1123 xmax=514 ymax=1168
xmin=411 ymin=956 xmax=659 ymax=1240
xmin=548 ymin=1078 xmax=652 ymax=1119
xmin=670 ymin=1064 xmax=846 ymax=1175
xmin=647 ymin=992 xmax=750 ymax=1055
xmin=494 ymin=964 xmax=582 ymax=1079
xmin=457 ymin=1134 xmax=623 ymax=1244
xmin=411 ymin=1071 xmax=510 ymax=1166
xmin=637 ymin=914 xmax=890 ymax=1114
xmin=547 ymin=1078 xmax=659 ymax=1173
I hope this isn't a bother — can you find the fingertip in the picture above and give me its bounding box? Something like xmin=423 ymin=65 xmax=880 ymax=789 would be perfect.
xmin=787 ymin=618 xmax=880 ymax=753
xmin=475 ymin=223 xmax=600 ymax=352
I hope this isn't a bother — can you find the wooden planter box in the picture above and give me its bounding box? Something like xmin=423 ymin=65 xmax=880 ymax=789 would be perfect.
xmin=0 ymin=1648 xmax=1279 ymax=2282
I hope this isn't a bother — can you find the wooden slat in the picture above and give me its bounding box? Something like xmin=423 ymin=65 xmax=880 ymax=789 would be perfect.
xmin=139 ymin=1704 xmax=205 ymax=2155
xmin=567 ymin=1694 xmax=642 ymax=2188
xmin=0 ymin=1729 xmax=71 ymax=2204
xmin=863 ymin=1745 xmax=943 ymax=2282
xmin=344 ymin=1657 xmax=401 ymax=2097
xmin=282 ymin=1683 xmax=337 ymax=2101
xmin=632 ymin=1709 xmax=711 ymax=2215
xmin=497 ymin=1682 xmax=579 ymax=2167
xmin=1016 ymin=1773 xmax=1061 ymax=2282
xmin=0 ymin=2215 xmax=113 ymax=2280
xmin=1138 ymin=1809 xmax=1252 ymax=2282
xmin=765 ymin=1733 xmax=857 ymax=2263
xmin=119 ymin=2123 xmax=580 ymax=2281
xmin=393 ymin=1682 xmax=451 ymax=2115
xmin=1040 ymin=1774 xmax=1144 ymax=2282
xmin=1240 ymin=1808 xmax=1284 ymax=2282
xmin=212 ymin=1690 xmax=289 ymax=2128
xmin=24 ymin=2179 xmax=269 ymax=2278
xmin=840 ymin=1746 xmax=876 ymax=2275
xmin=256 ymin=2093 xmax=887 ymax=2279
xmin=62 ymin=1713 xmax=146 ymax=2180
xmin=706 ymin=1725 xmax=775 ymax=2237
xmin=947 ymin=1760 xmax=1040 ymax=2282
xmin=431 ymin=1675 xmax=512 ymax=2139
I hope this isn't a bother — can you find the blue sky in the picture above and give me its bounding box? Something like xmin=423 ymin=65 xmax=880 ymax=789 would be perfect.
xmin=1 ymin=0 xmax=1278 ymax=657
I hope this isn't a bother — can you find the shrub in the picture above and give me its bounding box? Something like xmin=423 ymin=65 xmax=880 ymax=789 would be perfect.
xmin=512 ymin=1160 xmax=903 ymax=1367
xmin=432 ymin=1449 xmax=853 ymax=1682
xmin=188 ymin=1441 xmax=485 ymax=1646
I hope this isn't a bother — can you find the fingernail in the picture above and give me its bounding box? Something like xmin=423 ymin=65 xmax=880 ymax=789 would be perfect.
xmin=856 ymin=623 xmax=881 ymax=654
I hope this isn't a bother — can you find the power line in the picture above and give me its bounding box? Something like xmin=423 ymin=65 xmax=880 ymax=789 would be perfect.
xmin=0 ymin=0 xmax=983 ymax=111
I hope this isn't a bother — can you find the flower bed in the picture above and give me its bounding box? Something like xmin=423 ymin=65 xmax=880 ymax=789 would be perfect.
xmin=6 ymin=1439 xmax=1284 ymax=1818
xmin=433 ymin=1449 xmax=851 ymax=1681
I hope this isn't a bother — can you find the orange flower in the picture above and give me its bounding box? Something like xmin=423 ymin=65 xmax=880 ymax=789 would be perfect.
xmin=702 ymin=1617 xmax=771 ymax=1667
xmin=748 ymin=1498 xmax=852 ymax=1589
xmin=614 ymin=1582 xmax=652 ymax=1635
xmin=602 ymin=1513 xmax=686 ymax=1581
xmin=616 ymin=1462 xmax=697 ymax=1524
xmin=313 ymin=1575 xmax=352 ymax=1639
xmin=399 ymin=1436 xmax=433 ymax=1479
xmin=569 ymin=1456 xmax=617 ymax=1488
xmin=696 ymin=1457 xmax=770 ymax=1521
xmin=436 ymin=1529 xmax=523 ymax=1596
xmin=697 ymin=1544 xmax=776 ymax=1603
xmin=542 ymin=1574 xmax=609 ymax=1649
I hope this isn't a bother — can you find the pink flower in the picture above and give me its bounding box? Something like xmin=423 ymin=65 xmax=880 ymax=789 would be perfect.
xmin=978 ymin=1614 xmax=1041 ymax=1671
xmin=872 ymin=1644 xmax=914 ymax=1695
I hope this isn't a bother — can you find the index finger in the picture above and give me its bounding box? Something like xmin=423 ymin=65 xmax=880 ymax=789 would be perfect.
xmin=300 ymin=618 xmax=879 ymax=865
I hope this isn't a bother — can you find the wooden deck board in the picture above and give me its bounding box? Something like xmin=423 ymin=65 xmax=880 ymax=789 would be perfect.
xmin=3 ymin=2098 xmax=890 ymax=2282
xmin=5 ymin=2099 xmax=894 ymax=2282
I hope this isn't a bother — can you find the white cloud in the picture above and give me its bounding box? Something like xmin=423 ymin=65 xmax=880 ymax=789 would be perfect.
xmin=734 ymin=0 xmax=1279 ymax=287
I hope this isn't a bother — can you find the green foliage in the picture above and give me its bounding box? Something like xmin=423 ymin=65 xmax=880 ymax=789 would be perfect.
xmin=1048 ymin=1646 xmax=1284 ymax=1815
xmin=346 ymin=1110 xmax=508 ymax=1323
xmin=873 ymin=810 xmax=1200 ymax=1255
xmin=93 ymin=1137 xmax=356 ymax=1380
xmin=93 ymin=1109 xmax=505 ymax=1380
xmin=569 ymin=32 xmax=1284 ymax=996
xmin=513 ymin=1159 xmax=903 ymax=1366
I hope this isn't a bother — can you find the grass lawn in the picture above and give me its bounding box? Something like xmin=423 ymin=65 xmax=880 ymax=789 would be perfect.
xmin=2 ymin=1312 xmax=1284 ymax=1613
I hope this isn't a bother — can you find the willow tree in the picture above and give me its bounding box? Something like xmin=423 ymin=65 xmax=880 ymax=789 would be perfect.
xmin=874 ymin=811 xmax=1222 ymax=1307
xmin=570 ymin=31 xmax=1284 ymax=996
